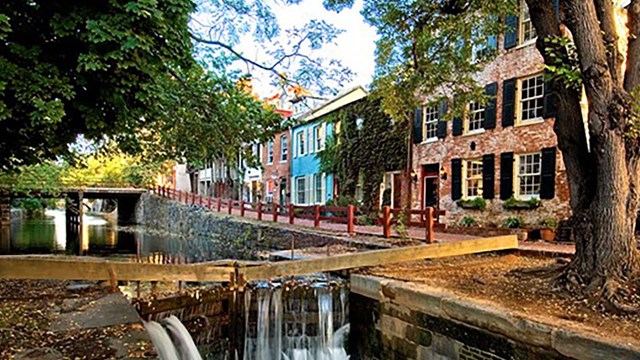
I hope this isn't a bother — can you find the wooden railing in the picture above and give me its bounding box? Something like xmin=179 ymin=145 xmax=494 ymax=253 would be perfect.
xmin=151 ymin=186 xmax=444 ymax=243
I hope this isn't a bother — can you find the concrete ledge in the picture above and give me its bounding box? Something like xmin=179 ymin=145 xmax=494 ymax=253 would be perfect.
xmin=351 ymin=274 xmax=640 ymax=360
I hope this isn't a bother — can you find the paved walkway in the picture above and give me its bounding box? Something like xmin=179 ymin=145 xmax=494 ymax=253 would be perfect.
xmin=186 ymin=197 xmax=576 ymax=255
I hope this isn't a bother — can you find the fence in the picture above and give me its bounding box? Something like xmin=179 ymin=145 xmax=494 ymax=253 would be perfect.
xmin=151 ymin=186 xmax=445 ymax=243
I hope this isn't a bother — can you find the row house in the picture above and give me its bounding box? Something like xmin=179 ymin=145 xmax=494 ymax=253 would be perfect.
xmin=411 ymin=0 xmax=571 ymax=227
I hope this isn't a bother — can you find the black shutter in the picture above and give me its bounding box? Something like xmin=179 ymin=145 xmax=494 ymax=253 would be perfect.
xmin=451 ymin=158 xmax=462 ymax=201
xmin=482 ymin=154 xmax=495 ymax=199
xmin=502 ymin=78 xmax=516 ymax=128
xmin=437 ymin=100 xmax=448 ymax=139
xmin=483 ymin=82 xmax=498 ymax=129
xmin=540 ymin=147 xmax=556 ymax=199
xmin=504 ymin=15 xmax=519 ymax=50
xmin=543 ymin=79 xmax=556 ymax=119
xmin=500 ymin=152 xmax=514 ymax=200
xmin=452 ymin=96 xmax=463 ymax=136
xmin=413 ymin=107 xmax=423 ymax=144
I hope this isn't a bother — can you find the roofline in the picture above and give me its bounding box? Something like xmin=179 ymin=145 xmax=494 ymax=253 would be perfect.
xmin=296 ymin=85 xmax=369 ymax=124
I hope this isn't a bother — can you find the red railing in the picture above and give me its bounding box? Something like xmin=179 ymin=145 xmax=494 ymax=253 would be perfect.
xmin=150 ymin=186 xmax=442 ymax=243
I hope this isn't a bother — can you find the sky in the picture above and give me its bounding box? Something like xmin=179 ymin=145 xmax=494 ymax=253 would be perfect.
xmin=236 ymin=0 xmax=378 ymax=97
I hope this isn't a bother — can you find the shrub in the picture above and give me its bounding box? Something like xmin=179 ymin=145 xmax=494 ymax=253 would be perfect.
xmin=458 ymin=216 xmax=477 ymax=227
xmin=456 ymin=197 xmax=487 ymax=210
xmin=539 ymin=217 xmax=558 ymax=229
xmin=503 ymin=196 xmax=540 ymax=210
xmin=502 ymin=216 xmax=524 ymax=229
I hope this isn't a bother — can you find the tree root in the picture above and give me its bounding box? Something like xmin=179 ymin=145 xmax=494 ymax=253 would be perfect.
xmin=508 ymin=259 xmax=568 ymax=279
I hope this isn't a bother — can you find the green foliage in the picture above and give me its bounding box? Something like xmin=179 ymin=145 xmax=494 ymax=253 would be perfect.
xmin=543 ymin=35 xmax=581 ymax=90
xmin=0 ymin=161 xmax=66 ymax=195
xmin=503 ymin=196 xmax=540 ymax=210
xmin=539 ymin=217 xmax=558 ymax=230
xmin=325 ymin=195 xmax=358 ymax=207
xmin=456 ymin=197 xmax=487 ymax=210
xmin=502 ymin=216 xmax=524 ymax=229
xmin=458 ymin=215 xmax=477 ymax=227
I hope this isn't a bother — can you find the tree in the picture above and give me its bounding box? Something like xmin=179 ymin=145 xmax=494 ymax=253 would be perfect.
xmin=327 ymin=0 xmax=639 ymax=310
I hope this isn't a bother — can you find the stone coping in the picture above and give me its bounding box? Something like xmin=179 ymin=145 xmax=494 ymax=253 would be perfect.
xmin=350 ymin=274 xmax=640 ymax=360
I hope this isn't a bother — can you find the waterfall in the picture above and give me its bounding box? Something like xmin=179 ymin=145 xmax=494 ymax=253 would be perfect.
xmin=243 ymin=278 xmax=350 ymax=360
xmin=144 ymin=315 xmax=202 ymax=360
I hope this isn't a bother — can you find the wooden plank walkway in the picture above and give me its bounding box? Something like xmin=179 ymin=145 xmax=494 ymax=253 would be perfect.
xmin=0 ymin=236 xmax=518 ymax=284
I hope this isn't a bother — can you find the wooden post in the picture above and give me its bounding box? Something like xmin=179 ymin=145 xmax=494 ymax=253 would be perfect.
xmin=347 ymin=205 xmax=355 ymax=235
xmin=207 ymin=196 xmax=212 ymax=209
xmin=199 ymin=194 xmax=203 ymax=206
xmin=217 ymin=198 xmax=222 ymax=212
xmin=425 ymin=207 xmax=435 ymax=243
xmin=314 ymin=205 xmax=320 ymax=228
xmin=382 ymin=206 xmax=391 ymax=238
xmin=191 ymin=192 xmax=196 ymax=205
xmin=289 ymin=204 xmax=295 ymax=224
xmin=240 ymin=200 xmax=245 ymax=217
xmin=257 ymin=202 xmax=263 ymax=221
xmin=273 ymin=203 xmax=278 ymax=222
xmin=228 ymin=199 xmax=233 ymax=214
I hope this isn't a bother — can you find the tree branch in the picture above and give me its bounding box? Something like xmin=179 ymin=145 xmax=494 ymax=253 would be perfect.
xmin=594 ymin=0 xmax=624 ymax=86
xmin=625 ymin=0 xmax=640 ymax=91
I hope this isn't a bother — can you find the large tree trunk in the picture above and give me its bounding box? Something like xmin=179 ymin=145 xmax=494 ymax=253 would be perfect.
xmin=526 ymin=0 xmax=640 ymax=303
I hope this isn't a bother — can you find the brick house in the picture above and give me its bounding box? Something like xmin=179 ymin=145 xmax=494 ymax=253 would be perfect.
xmin=411 ymin=0 xmax=572 ymax=228
xmin=261 ymin=128 xmax=292 ymax=205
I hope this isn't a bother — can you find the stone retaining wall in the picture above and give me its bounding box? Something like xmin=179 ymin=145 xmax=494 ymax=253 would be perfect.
xmin=135 ymin=194 xmax=377 ymax=259
xmin=349 ymin=274 xmax=640 ymax=360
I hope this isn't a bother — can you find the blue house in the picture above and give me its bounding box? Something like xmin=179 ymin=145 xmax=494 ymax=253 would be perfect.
xmin=290 ymin=86 xmax=369 ymax=206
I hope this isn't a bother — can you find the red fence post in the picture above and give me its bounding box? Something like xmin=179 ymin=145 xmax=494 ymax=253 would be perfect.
xmin=382 ymin=206 xmax=391 ymax=238
xmin=228 ymin=199 xmax=233 ymax=215
xmin=217 ymin=198 xmax=222 ymax=212
xmin=199 ymin=195 xmax=203 ymax=206
xmin=240 ymin=200 xmax=245 ymax=217
xmin=289 ymin=204 xmax=294 ymax=225
xmin=191 ymin=193 xmax=196 ymax=205
xmin=426 ymin=207 xmax=435 ymax=243
xmin=257 ymin=202 xmax=263 ymax=221
xmin=273 ymin=203 xmax=279 ymax=222
xmin=314 ymin=205 xmax=320 ymax=228
xmin=347 ymin=205 xmax=355 ymax=235
xmin=207 ymin=196 xmax=212 ymax=209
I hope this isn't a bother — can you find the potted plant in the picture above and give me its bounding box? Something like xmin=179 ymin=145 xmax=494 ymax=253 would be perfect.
xmin=502 ymin=216 xmax=527 ymax=241
xmin=539 ymin=218 xmax=558 ymax=242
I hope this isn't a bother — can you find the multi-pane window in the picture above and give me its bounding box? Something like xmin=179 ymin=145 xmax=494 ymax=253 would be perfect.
xmin=520 ymin=0 xmax=536 ymax=43
xmin=281 ymin=135 xmax=288 ymax=161
xmin=314 ymin=174 xmax=324 ymax=204
xmin=466 ymin=102 xmax=485 ymax=133
xmin=519 ymin=74 xmax=544 ymax=122
xmin=423 ymin=106 xmax=439 ymax=140
xmin=465 ymin=160 xmax=483 ymax=198
xmin=296 ymin=177 xmax=306 ymax=204
xmin=517 ymin=153 xmax=541 ymax=198
xmin=296 ymin=131 xmax=306 ymax=156
xmin=314 ymin=125 xmax=325 ymax=152
xmin=267 ymin=141 xmax=274 ymax=164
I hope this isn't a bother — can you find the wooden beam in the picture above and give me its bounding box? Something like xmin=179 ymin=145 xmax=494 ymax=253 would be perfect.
xmin=0 ymin=256 xmax=233 ymax=282
xmin=240 ymin=236 xmax=517 ymax=282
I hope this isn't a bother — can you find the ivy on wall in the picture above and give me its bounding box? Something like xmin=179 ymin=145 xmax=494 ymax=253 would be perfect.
xmin=318 ymin=97 xmax=407 ymax=213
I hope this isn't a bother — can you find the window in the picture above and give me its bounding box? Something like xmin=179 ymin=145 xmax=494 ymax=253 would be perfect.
xmin=281 ymin=135 xmax=288 ymax=161
xmin=314 ymin=174 xmax=324 ymax=204
xmin=519 ymin=0 xmax=536 ymax=44
xmin=466 ymin=102 xmax=485 ymax=133
xmin=423 ymin=105 xmax=439 ymax=140
xmin=464 ymin=160 xmax=483 ymax=198
xmin=517 ymin=153 xmax=541 ymax=198
xmin=314 ymin=125 xmax=325 ymax=152
xmin=296 ymin=176 xmax=306 ymax=204
xmin=267 ymin=141 xmax=274 ymax=164
xmin=296 ymin=131 xmax=306 ymax=156
xmin=519 ymin=74 xmax=544 ymax=122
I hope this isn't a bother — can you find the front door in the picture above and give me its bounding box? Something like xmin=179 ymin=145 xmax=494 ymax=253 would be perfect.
xmin=422 ymin=163 xmax=440 ymax=209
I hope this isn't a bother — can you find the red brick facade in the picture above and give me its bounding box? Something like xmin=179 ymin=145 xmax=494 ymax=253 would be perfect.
xmin=262 ymin=130 xmax=291 ymax=205
xmin=412 ymin=43 xmax=571 ymax=227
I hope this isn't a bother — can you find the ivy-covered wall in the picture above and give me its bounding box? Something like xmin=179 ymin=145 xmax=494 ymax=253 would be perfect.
xmin=318 ymin=97 xmax=407 ymax=213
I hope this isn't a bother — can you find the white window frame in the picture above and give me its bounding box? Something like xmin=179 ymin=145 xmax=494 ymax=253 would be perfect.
xmin=422 ymin=105 xmax=439 ymax=141
xmin=464 ymin=101 xmax=485 ymax=135
xmin=267 ymin=140 xmax=274 ymax=164
xmin=295 ymin=176 xmax=306 ymax=205
xmin=517 ymin=74 xmax=545 ymax=124
xmin=515 ymin=152 xmax=542 ymax=199
xmin=280 ymin=135 xmax=288 ymax=162
xmin=295 ymin=130 xmax=306 ymax=157
xmin=314 ymin=173 xmax=325 ymax=204
xmin=462 ymin=159 xmax=483 ymax=199
xmin=314 ymin=125 xmax=325 ymax=152
xmin=519 ymin=0 xmax=536 ymax=45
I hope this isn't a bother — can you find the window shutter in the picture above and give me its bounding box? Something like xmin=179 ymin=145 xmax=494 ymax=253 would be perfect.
xmin=437 ymin=100 xmax=448 ymax=139
xmin=483 ymin=82 xmax=498 ymax=129
xmin=500 ymin=152 xmax=514 ymax=200
xmin=413 ymin=107 xmax=423 ymax=144
xmin=540 ymin=147 xmax=556 ymax=199
xmin=543 ymin=79 xmax=556 ymax=119
xmin=502 ymin=78 xmax=516 ymax=128
xmin=504 ymin=15 xmax=519 ymax=50
xmin=452 ymin=96 xmax=463 ymax=136
xmin=451 ymin=159 xmax=462 ymax=201
xmin=482 ymin=154 xmax=495 ymax=199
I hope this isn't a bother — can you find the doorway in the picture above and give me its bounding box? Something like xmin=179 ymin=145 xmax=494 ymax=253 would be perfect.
xmin=422 ymin=163 xmax=439 ymax=209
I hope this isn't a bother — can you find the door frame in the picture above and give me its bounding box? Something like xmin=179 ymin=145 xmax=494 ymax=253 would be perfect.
xmin=421 ymin=163 xmax=440 ymax=210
